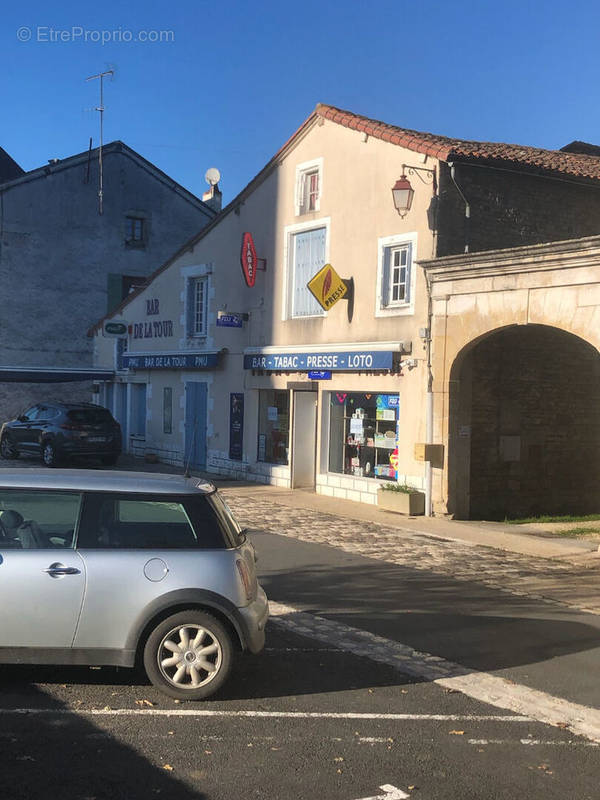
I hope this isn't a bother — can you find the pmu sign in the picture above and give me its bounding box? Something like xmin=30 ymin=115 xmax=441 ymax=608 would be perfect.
xmin=103 ymin=320 xmax=128 ymax=338
xmin=241 ymin=232 xmax=258 ymax=287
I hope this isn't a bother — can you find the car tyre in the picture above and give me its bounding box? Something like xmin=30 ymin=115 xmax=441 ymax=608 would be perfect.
xmin=41 ymin=440 xmax=60 ymax=467
xmin=143 ymin=610 xmax=234 ymax=701
xmin=100 ymin=454 xmax=119 ymax=466
xmin=0 ymin=435 xmax=18 ymax=459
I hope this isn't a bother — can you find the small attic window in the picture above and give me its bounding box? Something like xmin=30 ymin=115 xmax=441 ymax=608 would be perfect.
xmin=295 ymin=158 xmax=323 ymax=215
xmin=125 ymin=215 xmax=147 ymax=248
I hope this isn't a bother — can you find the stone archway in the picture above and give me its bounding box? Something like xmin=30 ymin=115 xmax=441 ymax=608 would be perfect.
xmin=447 ymin=324 xmax=600 ymax=520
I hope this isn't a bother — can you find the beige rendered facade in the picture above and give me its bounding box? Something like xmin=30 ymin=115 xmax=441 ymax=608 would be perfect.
xmin=92 ymin=107 xmax=440 ymax=507
xmin=92 ymin=105 xmax=600 ymax=519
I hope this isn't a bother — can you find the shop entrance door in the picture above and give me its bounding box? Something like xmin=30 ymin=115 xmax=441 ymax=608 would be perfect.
xmin=291 ymin=391 xmax=317 ymax=489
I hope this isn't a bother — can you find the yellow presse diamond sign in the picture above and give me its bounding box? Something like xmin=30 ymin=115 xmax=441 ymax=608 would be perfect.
xmin=307 ymin=263 xmax=348 ymax=311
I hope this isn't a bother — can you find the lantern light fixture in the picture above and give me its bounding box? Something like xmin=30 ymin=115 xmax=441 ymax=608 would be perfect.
xmin=392 ymin=164 xmax=438 ymax=216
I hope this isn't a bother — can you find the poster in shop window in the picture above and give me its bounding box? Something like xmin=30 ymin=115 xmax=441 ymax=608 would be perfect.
xmin=229 ymin=393 xmax=244 ymax=461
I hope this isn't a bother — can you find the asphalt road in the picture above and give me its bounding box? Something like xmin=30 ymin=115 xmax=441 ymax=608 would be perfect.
xmin=1 ymin=528 xmax=599 ymax=799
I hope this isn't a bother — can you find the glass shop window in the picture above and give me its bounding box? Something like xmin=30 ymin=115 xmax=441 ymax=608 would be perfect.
xmin=328 ymin=392 xmax=399 ymax=481
xmin=257 ymin=390 xmax=289 ymax=465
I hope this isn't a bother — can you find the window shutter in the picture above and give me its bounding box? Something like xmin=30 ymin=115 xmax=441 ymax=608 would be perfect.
xmin=186 ymin=279 xmax=195 ymax=337
xmin=292 ymin=228 xmax=326 ymax=316
xmin=404 ymin=242 xmax=413 ymax=303
xmin=382 ymin=248 xmax=391 ymax=308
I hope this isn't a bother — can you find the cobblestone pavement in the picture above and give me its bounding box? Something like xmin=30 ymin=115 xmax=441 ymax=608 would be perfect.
xmin=222 ymin=491 xmax=600 ymax=615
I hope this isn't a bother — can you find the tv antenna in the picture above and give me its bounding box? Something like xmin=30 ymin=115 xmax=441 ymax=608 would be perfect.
xmin=86 ymin=69 xmax=114 ymax=215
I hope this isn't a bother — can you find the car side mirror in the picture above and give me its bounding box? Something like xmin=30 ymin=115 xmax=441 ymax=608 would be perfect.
xmin=17 ymin=415 xmax=27 ymax=422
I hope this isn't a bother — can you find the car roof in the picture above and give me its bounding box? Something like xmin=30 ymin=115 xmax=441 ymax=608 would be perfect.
xmin=0 ymin=469 xmax=215 ymax=495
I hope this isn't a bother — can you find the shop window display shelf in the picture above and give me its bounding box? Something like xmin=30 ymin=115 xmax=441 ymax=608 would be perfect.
xmin=343 ymin=414 xmax=397 ymax=480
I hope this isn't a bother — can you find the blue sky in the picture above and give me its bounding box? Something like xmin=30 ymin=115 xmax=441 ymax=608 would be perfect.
xmin=2 ymin=0 xmax=600 ymax=202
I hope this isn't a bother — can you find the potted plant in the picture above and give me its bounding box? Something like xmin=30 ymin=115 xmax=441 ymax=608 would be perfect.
xmin=377 ymin=482 xmax=425 ymax=515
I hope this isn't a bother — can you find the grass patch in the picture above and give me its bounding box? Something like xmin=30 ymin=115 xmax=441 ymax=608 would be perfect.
xmin=506 ymin=514 xmax=600 ymax=525
xmin=553 ymin=527 xmax=600 ymax=539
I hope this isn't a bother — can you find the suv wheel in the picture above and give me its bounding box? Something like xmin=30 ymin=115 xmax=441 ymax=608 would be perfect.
xmin=143 ymin=610 xmax=234 ymax=700
xmin=41 ymin=441 xmax=59 ymax=467
xmin=0 ymin=435 xmax=18 ymax=459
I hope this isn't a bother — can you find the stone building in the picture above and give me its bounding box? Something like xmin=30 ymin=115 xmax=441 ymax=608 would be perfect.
xmin=0 ymin=141 xmax=215 ymax=419
xmin=90 ymin=105 xmax=600 ymax=519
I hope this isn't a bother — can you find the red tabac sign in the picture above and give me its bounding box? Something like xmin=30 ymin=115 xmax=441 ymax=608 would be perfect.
xmin=240 ymin=232 xmax=258 ymax=287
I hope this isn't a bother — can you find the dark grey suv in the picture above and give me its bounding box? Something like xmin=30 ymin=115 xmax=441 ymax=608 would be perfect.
xmin=0 ymin=402 xmax=122 ymax=467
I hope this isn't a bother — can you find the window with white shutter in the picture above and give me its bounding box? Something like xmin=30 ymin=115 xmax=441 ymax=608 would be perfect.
xmin=291 ymin=227 xmax=326 ymax=317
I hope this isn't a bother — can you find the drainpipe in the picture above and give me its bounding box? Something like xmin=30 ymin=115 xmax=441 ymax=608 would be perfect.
xmin=448 ymin=161 xmax=471 ymax=253
xmin=424 ymin=270 xmax=434 ymax=516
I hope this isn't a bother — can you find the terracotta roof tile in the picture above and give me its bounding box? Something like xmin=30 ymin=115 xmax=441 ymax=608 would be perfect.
xmin=315 ymin=103 xmax=600 ymax=181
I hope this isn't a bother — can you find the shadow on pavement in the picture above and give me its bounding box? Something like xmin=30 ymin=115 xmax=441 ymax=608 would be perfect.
xmin=0 ymin=684 xmax=207 ymax=800
xmin=259 ymin=560 xmax=600 ymax=674
xmin=0 ymin=621 xmax=417 ymax=703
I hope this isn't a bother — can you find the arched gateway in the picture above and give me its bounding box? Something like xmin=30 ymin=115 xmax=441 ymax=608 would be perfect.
xmin=448 ymin=325 xmax=600 ymax=519
xmin=422 ymin=235 xmax=600 ymax=521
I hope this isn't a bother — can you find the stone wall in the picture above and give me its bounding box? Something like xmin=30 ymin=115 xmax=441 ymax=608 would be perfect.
xmin=465 ymin=325 xmax=600 ymax=519
xmin=437 ymin=163 xmax=600 ymax=256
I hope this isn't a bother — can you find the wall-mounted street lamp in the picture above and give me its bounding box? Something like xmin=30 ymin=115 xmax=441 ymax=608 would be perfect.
xmin=392 ymin=164 xmax=438 ymax=216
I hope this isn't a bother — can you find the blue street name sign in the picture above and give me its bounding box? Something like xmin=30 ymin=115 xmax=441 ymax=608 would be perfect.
xmin=216 ymin=313 xmax=243 ymax=328
xmin=307 ymin=370 xmax=332 ymax=380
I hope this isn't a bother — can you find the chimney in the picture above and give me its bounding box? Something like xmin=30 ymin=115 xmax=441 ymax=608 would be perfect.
xmin=202 ymin=182 xmax=222 ymax=213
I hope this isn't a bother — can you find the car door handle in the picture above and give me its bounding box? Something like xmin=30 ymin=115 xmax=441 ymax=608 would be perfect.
xmin=43 ymin=564 xmax=81 ymax=577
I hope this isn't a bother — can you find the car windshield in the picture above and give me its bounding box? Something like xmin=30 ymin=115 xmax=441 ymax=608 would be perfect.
xmin=67 ymin=409 xmax=113 ymax=424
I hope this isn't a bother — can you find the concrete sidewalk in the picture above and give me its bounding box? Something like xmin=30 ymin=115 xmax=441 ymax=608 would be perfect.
xmin=118 ymin=457 xmax=599 ymax=564
xmin=220 ymin=483 xmax=599 ymax=564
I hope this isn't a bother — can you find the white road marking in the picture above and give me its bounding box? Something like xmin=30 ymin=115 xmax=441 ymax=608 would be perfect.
xmin=0 ymin=709 xmax=531 ymax=721
xmin=468 ymin=738 xmax=598 ymax=747
xmin=354 ymin=785 xmax=410 ymax=800
xmin=269 ymin=601 xmax=600 ymax=743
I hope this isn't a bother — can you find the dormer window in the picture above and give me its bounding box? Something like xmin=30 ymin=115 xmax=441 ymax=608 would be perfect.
xmin=295 ymin=158 xmax=323 ymax=215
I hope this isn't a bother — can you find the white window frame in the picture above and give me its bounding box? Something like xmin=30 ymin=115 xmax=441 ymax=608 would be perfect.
xmin=295 ymin=157 xmax=323 ymax=216
xmin=375 ymin=232 xmax=417 ymax=318
xmin=282 ymin=217 xmax=331 ymax=320
xmin=191 ymin=277 xmax=208 ymax=336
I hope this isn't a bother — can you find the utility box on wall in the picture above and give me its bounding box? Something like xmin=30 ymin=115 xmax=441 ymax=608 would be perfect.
xmin=414 ymin=443 xmax=444 ymax=468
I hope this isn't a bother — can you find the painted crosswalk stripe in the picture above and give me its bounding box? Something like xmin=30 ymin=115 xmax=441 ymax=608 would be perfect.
xmin=268 ymin=601 xmax=600 ymax=743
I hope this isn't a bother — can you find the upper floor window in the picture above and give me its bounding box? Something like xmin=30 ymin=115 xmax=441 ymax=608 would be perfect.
xmin=188 ymin=276 xmax=208 ymax=337
xmin=125 ymin=215 xmax=147 ymax=248
xmin=295 ymin=158 xmax=323 ymax=216
xmin=286 ymin=223 xmax=328 ymax=318
xmin=375 ymin=233 xmax=417 ymax=317
xmin=384 ymin=244 xmax=411 ymax=306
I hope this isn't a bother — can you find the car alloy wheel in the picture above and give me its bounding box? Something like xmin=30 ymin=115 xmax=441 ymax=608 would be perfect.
xmin=41 ymin=441 xmax=58 ymax=467
xmin=143 ymin=610 xmax=233 ymax=700
xmin=0 ymin=436 xmax=18 ymax=459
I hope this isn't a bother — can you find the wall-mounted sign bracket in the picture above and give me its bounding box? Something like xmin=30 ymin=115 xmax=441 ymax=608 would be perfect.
xmin=256 ymin=258 xmax=267 ymax=272
xmin=341 ymin=277 xmax=354 ymax=323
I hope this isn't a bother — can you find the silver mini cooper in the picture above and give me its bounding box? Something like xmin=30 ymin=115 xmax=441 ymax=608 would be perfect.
xmin=0 ymin=469 xmax=268 ymax=700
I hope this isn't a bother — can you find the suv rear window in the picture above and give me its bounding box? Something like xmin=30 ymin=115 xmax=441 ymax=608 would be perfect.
xmin=67 ymin=409 xmax=114 ymax=425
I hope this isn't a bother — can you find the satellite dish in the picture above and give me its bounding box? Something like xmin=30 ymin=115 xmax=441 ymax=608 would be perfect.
xmin=205 ymin=167 xmax=221 ymax=187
